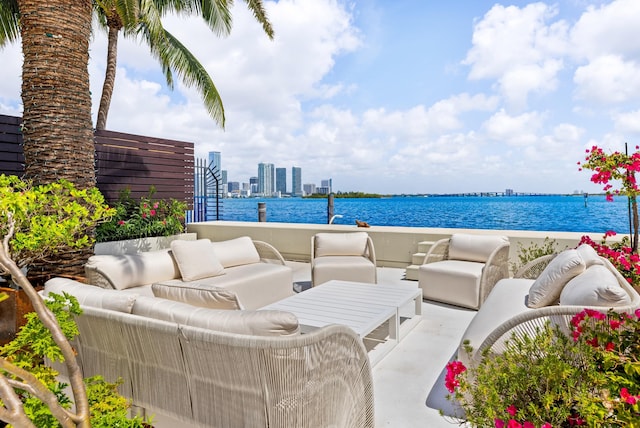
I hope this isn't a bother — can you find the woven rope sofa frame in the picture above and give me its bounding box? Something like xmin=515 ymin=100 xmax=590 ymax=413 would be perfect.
xmin=253 ymin=240 xmax=287 ymax=264
xmin=74 ymin=306 xmax=375 ymax=428
xmin=420 ymin=236 xmax=510 ymax=308
xmin=470 ymin=255 xmax=640 ymax=367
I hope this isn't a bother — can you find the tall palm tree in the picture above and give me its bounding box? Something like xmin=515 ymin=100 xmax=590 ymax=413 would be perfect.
xmin=1 ymin=0 xmax=96 ymax=189
xmin=93 ymin=0 xmax=274 ymax=131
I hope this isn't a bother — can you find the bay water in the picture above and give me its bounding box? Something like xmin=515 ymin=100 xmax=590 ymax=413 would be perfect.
xmin=220 ymin=195 xmax=632 ymax=235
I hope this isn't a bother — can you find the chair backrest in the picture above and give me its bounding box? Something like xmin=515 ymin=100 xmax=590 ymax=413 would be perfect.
xmin=448 ymin=234 xmax=509 ymax=263
xmin=313 ymin=232 xmax=371 ymax=258
xmin=73 ymin=307 xmax=374 ymax=427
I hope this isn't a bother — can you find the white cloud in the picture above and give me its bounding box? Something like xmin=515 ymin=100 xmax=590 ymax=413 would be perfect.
xmin=613 ymin=110 xmax=640 ymax=135
xmin=482 ymin=109 xmax=544 ymax=147
xmin=463 ymin=3 xmax=569 ymax=109
xmin=573 ymin=55 xmax=640 ymax=104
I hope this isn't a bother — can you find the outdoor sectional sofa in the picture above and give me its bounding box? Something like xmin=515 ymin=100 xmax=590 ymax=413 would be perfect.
xmin=42 ymin=278 xmax=374 ymax=428
xmin=457 ymin=244 xmax=640 ymax=368
xmin=84 ymin=236 xmax=294 ymax=310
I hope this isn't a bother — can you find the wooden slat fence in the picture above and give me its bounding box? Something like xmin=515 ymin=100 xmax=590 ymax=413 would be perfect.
xmin=0 ymin=114 xmax=194 ymax=208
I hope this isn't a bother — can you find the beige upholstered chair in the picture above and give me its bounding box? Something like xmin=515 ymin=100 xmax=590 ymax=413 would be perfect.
xmin=311 ymin=232 xmax=377 ymax=286
xmin=418 ymin=233 xmax=510 ymax=310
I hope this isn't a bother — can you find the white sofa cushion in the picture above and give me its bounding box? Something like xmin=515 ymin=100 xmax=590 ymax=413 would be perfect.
xmin=152 ymin=281 xmax=243 ymax=310
xmin=85 ymin=249 xmax=180 ymax=290
xmin=132 ymin=296 xmax=299 ymax=336
xmin=314 ymin=232 xmax=369 ymax=257
xmin=527 ymin=249 xmax=585 ymax=308
xmin=419 ymin=260 xmax=485 ymax=309
xmin=170 ymin=239 xmax=225 ymax=281
xmin=560 ymin=264 xmax=632 ymax=307
xmin=210 ymin=236 xmax=260 ymax=268
xmin=44 ymin=278 xmax=137 ymax=313
xmin=576 ymin=244 xmax=605 ymax=268
xmin=448 ymin=234 xmax=509 ymax=263
xmin=313 ymin=256 xmax=376 ymax=286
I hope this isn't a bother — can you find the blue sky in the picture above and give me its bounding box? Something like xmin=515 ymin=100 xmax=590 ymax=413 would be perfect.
xmin=1 ymin=0 xmax=639 ymax=194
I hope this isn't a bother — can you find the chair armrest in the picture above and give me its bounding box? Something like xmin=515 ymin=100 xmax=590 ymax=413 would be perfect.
xmin=252 ymin=240 xmax=286 ymax=265
xmin=477 ymin=243 xmax=511 ymax=306
xmin=421 ymin=238 xmax=450 ymax=265
xmin=514 ymin=254 xmax=557 ymax=279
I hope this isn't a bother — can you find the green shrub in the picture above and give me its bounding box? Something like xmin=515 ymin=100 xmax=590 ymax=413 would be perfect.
xmin=0 ymin=292 xmax=151 ymax=427
xmin=510 ymin=237 xmax=563 ymax=274
xmin=446 ymin=309 xmax=640 ymax=427
xmin=96 ymin=187 xmax=187 ymax=242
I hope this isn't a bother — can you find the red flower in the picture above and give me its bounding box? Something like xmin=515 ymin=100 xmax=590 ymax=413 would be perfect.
xmin=507 ymin=405 xmax=517 ymax=416
xmin=118 ymin=220 xmax=125 ymax=226
xmin=605 ymin=342 xmax=615 ymax=352
xmin=445 ymin=360 xmax=466 ymax=393
xmin=621 ymin=388 xmax=638 ymax=405
xmin=150 ymin=209 xmax=156 ymax=216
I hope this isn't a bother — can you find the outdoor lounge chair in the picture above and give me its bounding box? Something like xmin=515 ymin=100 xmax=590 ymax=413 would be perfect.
xmin=311 ymin=232 xmax=377 ymax=286
xmin=418 ymin=233 xmax=510 ymax=310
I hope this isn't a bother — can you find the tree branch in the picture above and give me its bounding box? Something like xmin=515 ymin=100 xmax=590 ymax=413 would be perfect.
xmin=0 ymin=374 xmax=36 ymax=428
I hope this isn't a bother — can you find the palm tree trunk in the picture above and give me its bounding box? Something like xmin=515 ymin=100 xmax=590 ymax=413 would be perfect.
xmin=18 ymin=0 xmax=95 ymax=190
xmin=96 ymin=23 xmax=121 ymax=131
xmin=632 ymin=198 xmax=639 ymax=254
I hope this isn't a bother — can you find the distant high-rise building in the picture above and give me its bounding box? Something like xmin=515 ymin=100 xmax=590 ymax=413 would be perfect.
xmin=258 ymin=163 xmax=275 ymax=196
xmin=228 ymin=181 xmax=240 ymax=194
xmin=292 ymin=167 xmax=302 ymax=196
xmin=207 ymin=151 xmax=223 ymax=197
xmin=276 ymin=167 xmax=287 ymax=195
xmin=249 ymin=176 xmax=258 ymax=194
xmin=222 ymin=170 xmax=228 ymax=198
xmin=321 ymin=178 xmax=332 ymax=194
xmin=303 ymin=183 xmax=316 ymax=195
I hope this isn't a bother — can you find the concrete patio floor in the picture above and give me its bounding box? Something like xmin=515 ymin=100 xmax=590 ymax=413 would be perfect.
xmin=288 ymin=262 xmax=475 ymax=428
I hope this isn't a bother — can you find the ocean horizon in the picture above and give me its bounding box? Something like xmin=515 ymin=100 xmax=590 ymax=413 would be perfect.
xmin=215 ymin=194 xmax=632 ymax=235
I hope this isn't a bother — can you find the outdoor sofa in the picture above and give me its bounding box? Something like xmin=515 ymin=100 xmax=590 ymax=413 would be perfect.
xmin=42 ymin=278 xmax=374 ymax=427
xmin=84 ymin=236 xmax=294 ymax=310
xmin=457 ymin=244 xmax=640 ymax=368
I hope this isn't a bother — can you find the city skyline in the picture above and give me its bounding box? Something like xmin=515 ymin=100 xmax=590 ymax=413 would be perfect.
xmin=1 ymin=1 xmax=639 ymax=194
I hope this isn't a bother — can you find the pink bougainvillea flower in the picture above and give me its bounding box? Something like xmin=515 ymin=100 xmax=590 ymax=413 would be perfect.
xmin=621 ymin=388 xmax=638 ymax=405
xmin=495 ymin=419 xmax=505 ymax=428
xmin=444 ymin=360 xmax=466 ymax=393
xmin=506 ymin=405 xmax=517 ymax=416
xmin=150 ymin=209 xmax=156 ymax=216
xmin=609 ymin=319 xmax=622 ymax=330
xmin=118 ymin=220 xmax=125 ymax=226
xmin=506 ymin=420 xmax=522 ymax=428
xmin=523 ymin=422 xmax=535 ymax=428
xmin=541 ymin=424 xmax=553 ymax=428
xmin=605 ymin=342 xmax=615 ymax=352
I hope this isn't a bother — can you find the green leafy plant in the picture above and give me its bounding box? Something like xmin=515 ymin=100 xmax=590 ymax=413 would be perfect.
xmin=0 ymin=174 xmax=114 ymax=279
xmin=0 ymin=292 xmax=151 ymax=427
xmin=446 ymin=308 xmax=640 ymax=427
xmin=510 ymin=237 xmax=563 ymax=274
xmin=580 ymin=233 xmax=640 ymax=289
xmin=96 ymin=188 xmax=186 ymax=243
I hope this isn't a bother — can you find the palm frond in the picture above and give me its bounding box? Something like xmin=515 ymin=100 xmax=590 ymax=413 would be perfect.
xmin=243 ymin=0 xmax=273 ymax=39
xmin=147 ymin=28 xmax=225 ymax=127
xmin=0 ymin=0 xmax=20 ymax=47
xmin=199 ymin=0 xmax=233 ymax=36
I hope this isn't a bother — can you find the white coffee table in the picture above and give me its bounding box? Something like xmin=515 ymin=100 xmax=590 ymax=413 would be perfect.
xmin=261 ymin=280 xmax=422 ymax=365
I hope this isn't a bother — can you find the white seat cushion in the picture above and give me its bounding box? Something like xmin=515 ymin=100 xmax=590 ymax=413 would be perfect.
xmin=313 ymin=256 xmax=376 ymax=286
xmin=527 ymin=249 xmax=585 ymax=308
xmin=170 ymin=239 xmax=225 ymax=281
xmin=560 ymin=264 xmax=632 ymax=307
xmin=419 ymin=260 xmax=485 ymax=309
xmin=152 ymin=282 xmax=243 ymax=310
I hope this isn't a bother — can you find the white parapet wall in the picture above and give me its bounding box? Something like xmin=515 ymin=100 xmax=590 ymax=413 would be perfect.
xmin=187 ymin=221 xmax=623 ymax=268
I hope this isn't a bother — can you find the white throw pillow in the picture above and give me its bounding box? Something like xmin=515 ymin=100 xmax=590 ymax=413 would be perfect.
xmin=314 ymin=232 xmax=369 ymax=257
xmin=210 ymin=236 xmax=260 ymax=268
xmin=527 ymin=249 xmax=585 ymax=308
xmin=170 ymin=239 xmax=225 ymax=281
xmin=576 ymin=244 xmax=605 ymax=268
xmin=560 ymin=265 xmax=632 ymax=307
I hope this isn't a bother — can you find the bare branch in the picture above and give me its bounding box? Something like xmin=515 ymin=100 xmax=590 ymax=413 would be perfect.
xmin=0 ymin=358 xmax=77 ymax=427
xmin=0 ymin=374 xmax=36 ymax=428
